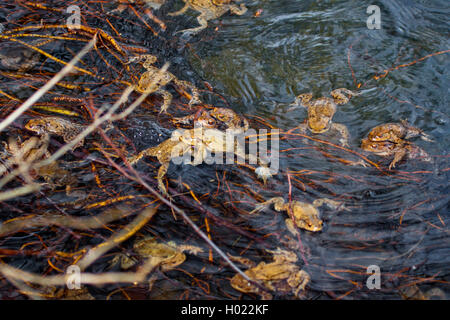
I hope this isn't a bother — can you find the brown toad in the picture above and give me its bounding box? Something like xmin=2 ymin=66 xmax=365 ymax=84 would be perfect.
xmin=0 ymin=43 xmax=40 ymax=72
xmin=127 ymin=127 xmax=271 ymax=196
xmin=173 ymin=107 xmax=249 ymax=133
xmin=169 ymin=0 xmax=248 ymax=35
xmin=250 ymin=197 xmax=348 ymax=234
xmin=291 ymin=88 xmax=360 ymax=147
xmin=25 ymin=116 xmax=86 ymax=150
xmin=132 ymin=54 xmax=201 ymax=113
xmin=399 ymin=284 xmax=446 ymax=300
xmin=361 ymin=138 xmax=431 ymax=170
xmin=367 ymin=120 xmax=433 ymax=144
xmin=229 ymin=248 xmax=310 ymax=300
xmin=110 ymin=237 xmax=203 ymax=270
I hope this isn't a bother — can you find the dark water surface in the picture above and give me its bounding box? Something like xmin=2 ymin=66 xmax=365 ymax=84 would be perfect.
xmin=0 ymin=0 xmax=448 ymax=300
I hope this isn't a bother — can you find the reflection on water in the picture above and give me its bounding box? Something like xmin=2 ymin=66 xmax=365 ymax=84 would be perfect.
xmin=186 ymin=0 xmax=449 ymax=298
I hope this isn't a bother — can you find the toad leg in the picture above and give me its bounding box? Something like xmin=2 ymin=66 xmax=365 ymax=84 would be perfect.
xmin=389 ymin=148 xmax=407 ymax=170
xmin=290 ymin=270 xmax=310 ymax=297
xmin=331 ymin=123 xmax=349 ymax=147
xmin=156 ymin=161 xmax=170 ymax=196
xmin=285 ymin=218 xmax=300 ymax=236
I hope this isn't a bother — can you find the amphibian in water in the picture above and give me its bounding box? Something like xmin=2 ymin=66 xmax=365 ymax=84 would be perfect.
xmin=291 ymin=88 xmax=359 ymax=147
xmin=250 ymin=197 xmax=348 ymax=234
xmin=0 ymin=43 xmax=40 ymax=72
xmin=132 ymin=54 xmax=201 ymax=113
xmin=173 ymin=107 xmax=249 ymax=133
xmin=169 ymin=0 xmax=248 ymax=35
xmin=111 ymin=237 xmax=203 ymax=271
xmin=25 ymin=116 xmax=86 ymax=150
xmin=229 ymin=248 xmax=310 ymax=300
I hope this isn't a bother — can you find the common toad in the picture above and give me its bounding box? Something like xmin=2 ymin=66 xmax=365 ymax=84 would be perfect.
xmin=229 ymin=248 xmax=310 ymax=300
xmin=291 ymin=88 xmax=359 ymax=147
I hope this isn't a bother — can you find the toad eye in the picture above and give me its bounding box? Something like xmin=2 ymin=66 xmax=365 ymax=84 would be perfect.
xmin=207 ymin=120 xmax=215 ymax=125
xmin=371 ymin=144 xmax=378 ymax=149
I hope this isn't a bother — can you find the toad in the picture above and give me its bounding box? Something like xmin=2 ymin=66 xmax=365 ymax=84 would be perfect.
xmin=361 ymin=138 xmax=432 ymax=170
xmin=173 ymin=107 xmax=249 ymax=133
xmin=25 ymin=116 xmax=86 ymax=150
xmin=367 ymin=120 xmax=433 ymax=144
xmin=250 ymin=197 xmax=348 ymax=234
xmin=169 ymin=0 xmax=248 ymax=35
xmin=229 ymin=248 xmax=310 ymax=300
xmin=291 ymin=88 xmax=360 ymax=147
xmin=0 ymin=43 xmax=40 ymax=72
xmin=132 ymin=54 xmax=201 ymax=113
xmin=399 ymin=284 xmax=446 ymax=300
xmin=110 ymin=237 xmax=203 ymax=271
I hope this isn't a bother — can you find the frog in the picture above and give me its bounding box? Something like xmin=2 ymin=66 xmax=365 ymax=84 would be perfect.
xmin=366 ymin=120 xmax=433 ymax=144
xmin=249 ymin=197 xmax=348 ymax=234
xmin=0 ymin=43 xmax=40 ymax=72
xmin=127 ymin=127 xmax=272 ymax=196
xmin=361 ymin=138 xmax=432 ymax=170
xmin=168 ymin=0 xmax=248 ymax=35
xmin=111 ymin=0 xmax=167 ymax=12
xmin=131 ymin=54 xmax=201 ymax=113
xmin=110 ymin=237 xmax=203 ymax=271
xmin=173 ymin=107 xmax=249 ymax=134
xmin=229 ymin=248 xmax=310 ymax=300
xmin=290 ymin=88 xmax=360 ymax=147
xmin=0 ymin=135 xmax=49 ymax=176
xmin=25 ymin=116 xmax=86 ymax=151
xmin=175 ymin=127 xmax=272 ymax=182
